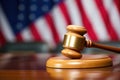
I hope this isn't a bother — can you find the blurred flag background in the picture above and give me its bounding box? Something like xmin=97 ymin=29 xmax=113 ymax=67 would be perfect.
xmin=0 ymin=0 xmax=120 ymax=49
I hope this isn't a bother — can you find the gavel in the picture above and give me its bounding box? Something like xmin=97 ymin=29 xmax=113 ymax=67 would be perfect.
xmin=61 ymin=25 xmax=120 ymax=59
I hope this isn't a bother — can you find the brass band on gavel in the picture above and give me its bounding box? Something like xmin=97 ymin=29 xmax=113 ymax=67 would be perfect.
xmin=63 ymin=32 xmax=86 ymax=52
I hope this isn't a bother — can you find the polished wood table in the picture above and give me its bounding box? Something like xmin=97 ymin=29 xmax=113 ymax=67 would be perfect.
xmin=0 ymin=53 xmax=120 ymax=80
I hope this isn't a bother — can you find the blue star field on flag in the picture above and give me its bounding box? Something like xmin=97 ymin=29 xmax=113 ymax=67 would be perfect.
xmin=0 ymin=0 xmax=63 ymax=35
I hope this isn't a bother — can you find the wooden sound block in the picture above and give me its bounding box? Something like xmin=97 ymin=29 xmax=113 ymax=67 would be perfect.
xmin=46 ymin=54 xmax=112 ymax=68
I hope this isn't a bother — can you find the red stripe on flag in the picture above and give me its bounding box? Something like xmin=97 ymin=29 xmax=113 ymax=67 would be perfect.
xmin=76 ymin=0 xmax=98 ymax=41
xmin=59 ymin=2 xmax=72 ymax=25
xmin=95 ymin=0 xmax=119 ymax=41
xmin=16 ymin=33 xmax=23 ymax=42
xmin=45 ymin=13 xmax=60 ymax=44
xmin=114 ymin=0 xmax=120 ymax=14
xmin=29 ymin=23 xmax=43 ymax=41
xmin=0 ymin=28 xmax=6 ymax=46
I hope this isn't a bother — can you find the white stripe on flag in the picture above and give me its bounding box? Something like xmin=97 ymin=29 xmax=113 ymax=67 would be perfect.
xmin=81 ymin=0 xmax=110 ymax=41
xmin=103 ymin=0 xmax=120 ymax=39
xmin=21 ymin=27 xmax=34 ymax=41
xmin=52 ymin=5 xmax=67 ymax=41
xmin=0 ymin=6 xmax=15 ymax=42
xmin=65 ymin=0 xmax=83 ymax=26
xmin=34 ymin=17 xmax=55 ymax=46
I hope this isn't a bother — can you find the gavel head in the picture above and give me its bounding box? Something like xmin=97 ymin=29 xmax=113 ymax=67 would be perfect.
xmin=61 ymin=25 xmax=87 ymax=59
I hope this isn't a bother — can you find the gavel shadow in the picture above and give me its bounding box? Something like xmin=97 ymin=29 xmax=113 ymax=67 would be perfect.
xmin=47 ymin=67 xmax=113 ymax=80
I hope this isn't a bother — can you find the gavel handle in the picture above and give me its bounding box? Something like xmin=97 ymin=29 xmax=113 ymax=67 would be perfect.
xmin=86 ymin=40 xmax=120 ymax=53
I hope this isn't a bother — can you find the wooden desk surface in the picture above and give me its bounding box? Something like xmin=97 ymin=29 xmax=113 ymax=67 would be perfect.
xmin=0 ymin=53 xmax=120 ymax=80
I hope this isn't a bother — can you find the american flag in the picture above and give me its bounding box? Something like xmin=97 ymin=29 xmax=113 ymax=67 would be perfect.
xmin=0 ymin=0 xmax=120 ymax=47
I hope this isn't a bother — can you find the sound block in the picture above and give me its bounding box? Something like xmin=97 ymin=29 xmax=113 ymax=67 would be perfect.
xmin=46 ymin=54 xmax=112 ymax=68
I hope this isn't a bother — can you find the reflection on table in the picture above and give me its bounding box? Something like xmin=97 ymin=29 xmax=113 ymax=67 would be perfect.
xmin=0 ymin=53 xmax=120 ymax=80
xmin=47 ymin=67 xmax=118 ymax=80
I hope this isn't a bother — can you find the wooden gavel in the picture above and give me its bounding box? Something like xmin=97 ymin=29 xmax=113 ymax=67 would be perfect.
xmin=61 ymin=25 xmax=120 ymax=59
